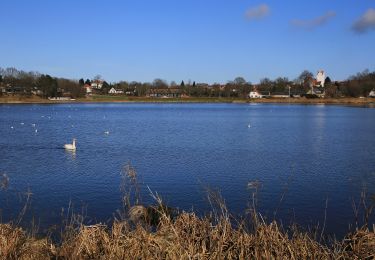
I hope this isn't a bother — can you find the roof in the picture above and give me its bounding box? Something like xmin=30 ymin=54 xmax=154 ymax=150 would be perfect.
xmin=148 ymin=88 xmax=182 ymax=94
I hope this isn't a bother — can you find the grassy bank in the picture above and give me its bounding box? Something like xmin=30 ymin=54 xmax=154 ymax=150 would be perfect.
xmin=1 ymin=210 xmax=374 ymax=259
xmin=1 ymin=95 xmax=375 ymax=105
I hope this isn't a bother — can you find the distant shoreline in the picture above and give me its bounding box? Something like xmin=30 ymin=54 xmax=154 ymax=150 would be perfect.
xmin=1 ymin=95 xmax=374 ymax=106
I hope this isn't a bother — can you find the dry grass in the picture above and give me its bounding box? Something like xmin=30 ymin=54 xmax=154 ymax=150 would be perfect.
xmin=1 ymin=214 xmax=374 ymax=259
xmin=0 ymin=223 xmax=53 ymax=259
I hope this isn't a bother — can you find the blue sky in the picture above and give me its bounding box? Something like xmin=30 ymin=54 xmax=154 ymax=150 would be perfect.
xmin=1 ymin=0 xmax=374 ymax=84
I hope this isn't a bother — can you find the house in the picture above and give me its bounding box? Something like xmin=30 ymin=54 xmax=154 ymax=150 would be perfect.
xmin=31 ymin=87 xmax=43 ymax=96
xmin=108 ymin=87 xmax=124 ymax=94
xmin=5 ymin=85 xmax=25 ymax=95
xmin=249 ymin=91 xmax=262 ymax=98
xmin=289 ymin=90 xmax=306 ymax=98
xmin=270 ymin=93 xmax=290 ymax=98
xmin=147 ymin=88 xmax=182 ymax=98
xmin=91 ymin=80 xmax=103 ymax=89
xmin=48 ymin=97 xmax=75 ymax=101
xmin=305 ymin=87 xmax=325 ymax=98
xmin=369 ymin=89 xmax=375 ymax=98
xmin=84 ymin=84 xmax=92 ymax=95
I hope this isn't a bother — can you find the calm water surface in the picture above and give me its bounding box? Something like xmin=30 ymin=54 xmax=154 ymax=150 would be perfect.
xmin=0 ymin=103 xmax=374 ymax=236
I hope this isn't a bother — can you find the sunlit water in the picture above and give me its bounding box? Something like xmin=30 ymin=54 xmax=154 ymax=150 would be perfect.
xmin=0 ymin=103 xmax=374 ymax=236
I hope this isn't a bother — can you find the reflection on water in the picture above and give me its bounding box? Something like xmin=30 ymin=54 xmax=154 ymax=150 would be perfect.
xmin=65 ymin=149 xmax=76 ymax=160
xmin=0 ymin=103 xmax=374 ymax=237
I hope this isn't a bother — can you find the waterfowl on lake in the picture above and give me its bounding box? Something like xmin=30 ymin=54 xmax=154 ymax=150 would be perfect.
xmin=64 ymin=139 xmax=76 ymax=150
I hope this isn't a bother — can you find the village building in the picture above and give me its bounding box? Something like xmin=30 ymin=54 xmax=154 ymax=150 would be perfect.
xmin=369 ymin=89 xmax=375 ymax=98
xmin=147 ymin=88 xmax=182 ymax=98
xmin=84 ymin=84 xmax=92 ymax=95
xmin=316 ymin=70 xmax=326 ymax=87
xmin=31 ymin=87 xmax=43 ymax=96
xmin=302 ymin=70 xmax=327 ymax=98
xmin=108 ymin=87 xmax=124 ymax=94
xmin=4 ymin=85 xmax=25 ymax=95
xmin=270 ymin=92 xmax=290 ymax=98
xmin=306 ymin=87 xmax=325 ymax=98
xmin=249 ymin=91 xmax=262 ymax=98
xmin=91 ymin=80 xmax=103 ymax=89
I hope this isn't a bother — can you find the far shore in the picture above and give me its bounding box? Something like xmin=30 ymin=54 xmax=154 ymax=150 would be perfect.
xmin=1 ymin=95 xmax=374 ymax=106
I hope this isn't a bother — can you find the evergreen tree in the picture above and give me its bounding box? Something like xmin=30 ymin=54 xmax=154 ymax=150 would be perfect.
xmin=325 ymin=76 xmax=332 ymax=85
xmin=37 ymin=74 xmax=58 ymax=98
xmin=180 ymin=80 xmax=185 ymax=87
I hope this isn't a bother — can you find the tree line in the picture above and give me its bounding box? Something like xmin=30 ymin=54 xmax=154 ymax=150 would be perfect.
xmin=1 ymin=67 xmax=374 ymax=98
xmin=0 ymin=67 xmax=85 ymax=98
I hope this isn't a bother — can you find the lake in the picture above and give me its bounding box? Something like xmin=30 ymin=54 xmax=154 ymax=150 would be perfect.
xmin=0 ymin=103 xmax=374 ymax=236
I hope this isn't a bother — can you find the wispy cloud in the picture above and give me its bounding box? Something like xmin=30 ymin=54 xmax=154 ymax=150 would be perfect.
xmin=352 ymin=8 xmax=375 ymax=34
xmin=290 ymin=11 xmax=336 ymax=30
xmin=245 ymin=4 xmax=270 ymax=21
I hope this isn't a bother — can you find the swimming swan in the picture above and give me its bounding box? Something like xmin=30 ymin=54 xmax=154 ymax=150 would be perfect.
xmin=64 ymin=139 xmax=76 ymax=150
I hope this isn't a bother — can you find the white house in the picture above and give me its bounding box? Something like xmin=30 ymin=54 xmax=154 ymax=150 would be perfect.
xmin=306 ymin=87 xmax=325 ymax=98
xmin=249 ymin=91 xmax=262 ymax=98
xmin=369 ymin=89 xmax=375 ymax=98
xmin=316 ymin=70 xmax=326 ymax=87
xmin=85 ymin=85 xmax=92 ymax=95
xmin=108 ymin=87 xmax=124 ymax=94
xmin=91 ymin=80 xmax=103 ymax=89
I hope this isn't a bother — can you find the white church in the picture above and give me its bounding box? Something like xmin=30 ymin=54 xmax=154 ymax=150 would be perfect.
xmin=316 ymin=70 xmax=326 ymax=87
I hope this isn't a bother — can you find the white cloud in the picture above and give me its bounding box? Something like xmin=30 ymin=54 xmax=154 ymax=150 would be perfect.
xmin=290 ymin=11 xmax=336 ymax=30
xmin=245 ymin=4 xmax=270 ymax=21
xmin=352 ymin=8 xmax=375 ymax=33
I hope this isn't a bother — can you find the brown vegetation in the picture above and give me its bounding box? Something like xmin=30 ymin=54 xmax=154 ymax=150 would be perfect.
xmin=0 ymin=214 xmax=374 ymax=259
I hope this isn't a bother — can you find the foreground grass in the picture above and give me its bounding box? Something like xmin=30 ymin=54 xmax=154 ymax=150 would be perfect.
xmin=1 ymin=212 xmax=374 ymax=259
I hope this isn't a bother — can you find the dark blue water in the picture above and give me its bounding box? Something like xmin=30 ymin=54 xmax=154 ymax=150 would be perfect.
xmin=0 ymin=103 xmax=374 ymax=236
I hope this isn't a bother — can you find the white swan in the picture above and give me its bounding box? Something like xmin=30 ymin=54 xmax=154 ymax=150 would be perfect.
xmin=64 ymin=138 xmax=76 ymax=150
